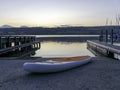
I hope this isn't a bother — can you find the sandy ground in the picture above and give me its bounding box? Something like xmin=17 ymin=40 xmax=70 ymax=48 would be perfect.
xmin=0 ymin=57 xmax=120 ymax=90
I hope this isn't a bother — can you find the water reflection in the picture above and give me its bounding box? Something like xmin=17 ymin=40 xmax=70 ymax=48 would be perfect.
xmin=33 ymin=41 xmax=94 ymax=58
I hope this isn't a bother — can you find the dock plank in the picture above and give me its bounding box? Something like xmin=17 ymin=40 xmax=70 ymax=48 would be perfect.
xmin=0 ymin=41 xmax=40 ymax=54
xmin=87 ymin=40 xmax=120 ymax=59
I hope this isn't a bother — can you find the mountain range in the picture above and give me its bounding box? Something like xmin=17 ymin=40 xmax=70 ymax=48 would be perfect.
xmin=0 ymin=25 xmax=28 ymax=28
xmin=0 ymin=25 xmax=13 ymax=28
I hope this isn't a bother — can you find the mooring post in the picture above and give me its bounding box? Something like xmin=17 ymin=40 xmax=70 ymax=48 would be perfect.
xmin=0 ymin=36 xmax=1 ymax=49
xmin=31 ymin=37 xmax=34 ymax=42
xmin=14 ymin=37 xmax=20 ymax=53
xmin=99 ymin=30 xmax=103 ymax=41
xmin=38 ymin=43 xmax=41 ymax=49
xmin=33 ymin=36 xmax=35 ymax=41
xmin=24 ymin=37 xmax=26 ymax=44
xmin=105 ymin=30 xmax=108 ymax=43
xmin=14 ymin=37 xmax=19 ymax=46
xmin=111 ymin=29 xmax=113 ymax=44
xmin=6 ymin=36 xmax=11 ymax=47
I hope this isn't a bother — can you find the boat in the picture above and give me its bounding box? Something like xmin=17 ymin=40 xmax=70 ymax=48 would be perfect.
xmin=23 ymin=56 xmax=92 ymax=73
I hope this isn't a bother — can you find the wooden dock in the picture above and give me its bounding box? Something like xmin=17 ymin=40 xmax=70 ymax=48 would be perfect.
xmin=87 ymin=40 xmax=120 ymax=60
xmin=0 ymin=36 xmax=41 ymax=57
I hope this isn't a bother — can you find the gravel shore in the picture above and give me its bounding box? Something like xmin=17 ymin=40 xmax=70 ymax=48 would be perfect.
xmin=0 ymin=57 xmax=120 ymax=90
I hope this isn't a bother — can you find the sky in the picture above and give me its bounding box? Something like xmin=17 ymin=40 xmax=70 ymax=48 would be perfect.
xmin=0 ymin=0 xmax=120 ymax=27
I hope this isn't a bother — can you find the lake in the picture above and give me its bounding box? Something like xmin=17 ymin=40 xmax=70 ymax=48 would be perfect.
xmin=32 ymin=35 xmax=97 ymax=58
xmin=0 ymin=35 xmax=97 ymax=58
xmin=16 ymin=35 xmax=99 ymax=37
xmin=32 ymin=41 xmax=95 ymax=58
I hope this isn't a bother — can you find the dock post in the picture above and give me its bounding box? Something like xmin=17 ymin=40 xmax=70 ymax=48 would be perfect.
xmin=0 ymin=37 xmax=1 ymax=49
xmin=105 ymin=30 xmax=108 ymax=43
xmin=6 ymin=37 xmax=11 ymax=47
xmin=111 ymin=29 xmax=113 ymax=44
xmin=24 ymin=37 xmax=26 ymax=43
xmin=14 ymin=37 xmax=20 ymax=53
xmin=15 ymin=37 xmax=19 ymax=46
xmin=38 ymin=43 xmax=41 ymax=49
xmin=99 ymin=30 xmax=103 ymax=41
xmin=33 ymin=37 xmax=35 ymax=41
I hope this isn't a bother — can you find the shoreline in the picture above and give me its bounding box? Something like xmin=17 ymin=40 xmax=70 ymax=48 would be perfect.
xmin=0 ymin=57 xmax=120 ymax=90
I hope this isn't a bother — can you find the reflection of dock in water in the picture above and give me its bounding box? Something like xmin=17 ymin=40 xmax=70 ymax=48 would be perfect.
xmin=0 ymin=36 xmax=40 ymax=58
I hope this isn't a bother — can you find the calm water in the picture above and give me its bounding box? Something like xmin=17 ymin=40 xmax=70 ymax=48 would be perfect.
xmin=15 ymin=35 xmax=99 ymax=37
xmin=36 ymin=35 xmax=99 ymax=38
xmin=32 ymin=35 xmax=97 ymax=58
xmin=32 ymin=41 xmax=95 ymax=58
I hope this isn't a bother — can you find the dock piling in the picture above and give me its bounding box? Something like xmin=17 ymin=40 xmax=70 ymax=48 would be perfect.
xmin=111 ymin=29 xmax=113 ymax=44
xmin=0 ymin=35 xmax=41 ymax=57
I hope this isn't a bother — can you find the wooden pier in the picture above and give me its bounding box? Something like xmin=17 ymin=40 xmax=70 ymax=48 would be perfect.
xmin=87 ymin=40 xmax=120 ymax=60
xmin=0 ymin=35 xmax=41 ymax=57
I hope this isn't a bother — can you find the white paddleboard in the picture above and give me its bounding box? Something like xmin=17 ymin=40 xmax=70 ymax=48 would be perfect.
xmin=23 ymin=56 xmax=92 ymax=73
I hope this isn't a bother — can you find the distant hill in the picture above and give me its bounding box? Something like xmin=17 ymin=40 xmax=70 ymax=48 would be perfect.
xmin=0 ymin=25 xmax=13 ymax=28
xmin=0 ymin=25 xmax=29 ymax=28
xmin=0 ymin=26 xmax=119 ymax=35
xmin=20 ymin=25 xmax=28 ymax=28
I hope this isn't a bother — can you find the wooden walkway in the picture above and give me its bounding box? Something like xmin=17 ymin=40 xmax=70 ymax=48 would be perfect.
xmin=0 ymin=41 xmax=40 ymax=55
xmin=0 ymin=35 xmax=41 ymax=57
xmin=87 ymin=40 xmax=120 ymax=60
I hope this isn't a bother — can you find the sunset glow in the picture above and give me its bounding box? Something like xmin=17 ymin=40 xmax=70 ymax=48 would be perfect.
xmin=0 ymin=0 xmax=120 ymax=27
